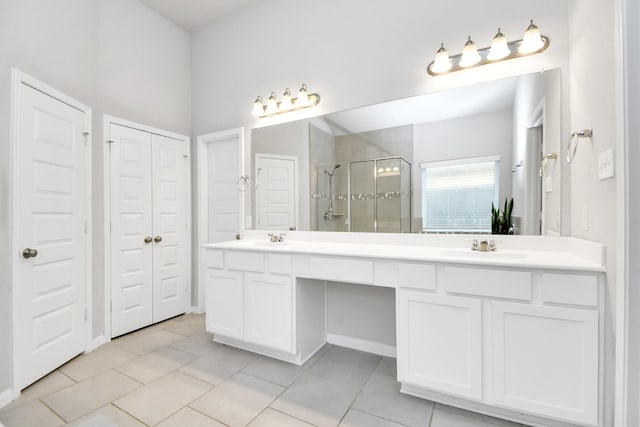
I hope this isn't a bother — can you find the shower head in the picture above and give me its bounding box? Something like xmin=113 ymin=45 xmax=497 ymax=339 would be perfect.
xmin=324 ymin=163 xmax=342 ymax=177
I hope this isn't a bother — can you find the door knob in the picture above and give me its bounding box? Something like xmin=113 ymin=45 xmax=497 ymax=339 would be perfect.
xmin=154 ymin=236 xmax=163 ymax=243
xmin=22 ymin=248 xmax=38 ymax=259
xmin=144 ymin=236 xmax=153 ymax=244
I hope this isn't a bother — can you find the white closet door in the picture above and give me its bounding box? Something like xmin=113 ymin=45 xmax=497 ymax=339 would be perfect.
xmin=110 ymin=124 xmax=153 ymax=337
xmin=255 ymin=155 xmax=296 ymax=230
xmin=14 ymin=83 xmax=88 ymax=390
xmin=152 ymin=134 xmax=188 ymax=322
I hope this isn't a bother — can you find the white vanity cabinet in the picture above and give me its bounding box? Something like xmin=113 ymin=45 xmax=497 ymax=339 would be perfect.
xmin=204 ymin=237 xmax=606 ymax=427
xmin=490 ymin=301 xmax=599 ymax=425
xmin=244 ymin=273 xmax=293 ymax=352
xmin=396 ymin=291 xmax=482 ymax=400
xmin=396 ymin=265 xmax=602 ymax=427
xmin=204 ymin=248 xmax=296 ymax=356
xmin=205 ymin=269 xmax=243 ymax=339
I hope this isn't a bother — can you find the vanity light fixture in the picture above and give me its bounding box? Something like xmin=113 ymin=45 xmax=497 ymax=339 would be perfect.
xmin=427 ymin=20 xmax=549 ymax=76
xmin=252 ymin=83 xmax=320 ymax=117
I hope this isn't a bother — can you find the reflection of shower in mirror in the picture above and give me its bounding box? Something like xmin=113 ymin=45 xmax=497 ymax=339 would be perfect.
xmin=323 ymin=164 xmax=341 ymax=221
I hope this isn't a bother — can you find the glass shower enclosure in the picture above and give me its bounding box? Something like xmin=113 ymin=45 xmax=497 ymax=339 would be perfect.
xmin=350 ymin=157 xmax=411 ymax=233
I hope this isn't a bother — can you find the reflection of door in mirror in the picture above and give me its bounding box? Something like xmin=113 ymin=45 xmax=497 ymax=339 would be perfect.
xmin=255 ymin=154 xmax=297 ymax=230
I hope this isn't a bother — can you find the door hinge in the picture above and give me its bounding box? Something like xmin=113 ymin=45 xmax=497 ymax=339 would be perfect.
xmin=110 ymin=301 xmax=112 ymax=313
xmin=109 ymin=221 xmax=112 ymax=233
xmin=107 ymin=139 xmax=114 ymax=152
xmin=82 ymin=132 xmax=90 ymax=146
xmin=84 ymin=309 xmax=88 ymax=321
xmin=84 ymin=221 xmax=88 ymax=234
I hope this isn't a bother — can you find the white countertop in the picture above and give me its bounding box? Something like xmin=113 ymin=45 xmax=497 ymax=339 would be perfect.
xmin=203 ymin=234 xmax=606 ymax=273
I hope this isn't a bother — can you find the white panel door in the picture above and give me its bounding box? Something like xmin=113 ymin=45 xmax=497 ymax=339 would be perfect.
xmin=109 ymin=124 xmax=153 ymax=337
xmin=396 ymin=290 xmax=482 ymax=400
xmin=490 ymin=302 xmax=599 ymax=425
xmin=15 ymin=83 xmax=88 ymax=390
xmin=207 ymin=138 xmax=241 ymax=242
xmin=244 ymin=273 xmax=293 ymax=352
xmin=255 ymin=155 xmax=296 ymax=230
xmin=152 ymin=134 xmax=188 ymax=322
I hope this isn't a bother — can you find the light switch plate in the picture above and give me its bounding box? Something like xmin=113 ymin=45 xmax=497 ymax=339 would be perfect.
xmin=545 ymin=176 xmax=553 ymax=193
xmin=598 ymin=148 xmax=615 ymax=180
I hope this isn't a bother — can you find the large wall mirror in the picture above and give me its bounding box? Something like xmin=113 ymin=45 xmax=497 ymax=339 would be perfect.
xmin=250 ymin=68 xmax=562 ymax=235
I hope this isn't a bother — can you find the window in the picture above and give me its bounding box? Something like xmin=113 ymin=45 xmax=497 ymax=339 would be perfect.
xmin=421 ymin=156 xmax=500 ymax=233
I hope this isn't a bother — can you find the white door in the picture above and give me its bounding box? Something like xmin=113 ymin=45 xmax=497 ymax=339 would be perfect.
xmin=152 ymin=134 xmax=189 ymax=322
xmin=244 ymin=273 xmax=293 ymax=352
xmin=255 ymin=155 xmax=296 ymax=230
xmin=197 ymin=129 xmax=244 ymax=313
xmin=207 ymin=137 xmax=241 ymax=242
xmin=109 ymin=124 xmax=153 ymax=337
xmin=490 ymin=301 xmax=598 ymax=425
xmin=396 ymin=290 xmax=482 ymax=400
xmin=14 ymin=82 xmax=88 ymax=390
xmin=205 ymin=270 xmax=243 ymax=339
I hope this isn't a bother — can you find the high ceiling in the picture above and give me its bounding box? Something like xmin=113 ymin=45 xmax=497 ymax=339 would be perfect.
xmin=137 ymin=0 xmax=263 ymax=31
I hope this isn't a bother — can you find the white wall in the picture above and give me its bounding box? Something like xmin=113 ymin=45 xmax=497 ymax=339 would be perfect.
xmin=511 ymin=70 xmax=563 ymax=235
xmin=413 ymin=110 xmax=514 ymax=227
xmin=0 ymin=0 xmax=191 ymax=394
xmin=568 ymin=0 xmax=618 ymax=425
xmin=191 ymin=0 xmax=570 ymax=355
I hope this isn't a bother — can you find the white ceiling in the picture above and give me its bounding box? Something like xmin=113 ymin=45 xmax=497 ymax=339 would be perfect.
xmin=324 ymin=76 xmax=519 ymax=136
xmin=137 ymin=0 xmax=263 ymax=31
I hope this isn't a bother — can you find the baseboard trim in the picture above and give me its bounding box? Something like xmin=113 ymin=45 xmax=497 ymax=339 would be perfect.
xmin=0 ymin=388 xmax=13 ymax=409
xmin=326 ymin=333 xmax=396 ymax=358
xmin=86 ymin=335 xmax=108 ymax=352
xmin=190 ymin=305 xmax=204 ymax=314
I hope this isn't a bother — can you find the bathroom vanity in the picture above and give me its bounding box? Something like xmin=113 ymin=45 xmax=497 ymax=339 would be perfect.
xmin=203 ymin=232 xmax=605 ymax=427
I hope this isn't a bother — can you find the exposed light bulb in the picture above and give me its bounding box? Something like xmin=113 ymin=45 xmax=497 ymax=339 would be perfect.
xmin=488 ymin=28 xmax=511 ymax=60
xmin=459 ymin=36 xmax=482 ymax=67
xmin=431 ymin=43 xmax=452 ymax=74
xmin=296 ymin=84 xmax=309 ymax=107
xmin=265 ymin=92 xmax=278 ymax=115
xmin=279 ymin=88 xmax=294 ymax=111
xmin=519 ymin=19 xmax=544 ymax=54
xmin=251 ymin=96 xmax=264 ymax=117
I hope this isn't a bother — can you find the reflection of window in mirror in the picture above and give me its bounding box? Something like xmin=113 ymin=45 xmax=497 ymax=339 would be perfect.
xmin=421 ymin=156 xmax=500 ymax=233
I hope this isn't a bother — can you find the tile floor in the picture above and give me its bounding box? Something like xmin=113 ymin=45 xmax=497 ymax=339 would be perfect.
xmin=0 ymin=314 xmax=528 ymax=427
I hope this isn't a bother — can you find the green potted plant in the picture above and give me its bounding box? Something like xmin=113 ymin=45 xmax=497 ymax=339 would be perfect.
xmin=491 ymin=198 xmax=514 ymax=235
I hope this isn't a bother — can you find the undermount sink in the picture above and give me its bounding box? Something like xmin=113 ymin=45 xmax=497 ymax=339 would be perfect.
xmin=441 ymin=249 xmax=528 ymax=260
xmin=245 ymin=240 xmax=292 ymax=247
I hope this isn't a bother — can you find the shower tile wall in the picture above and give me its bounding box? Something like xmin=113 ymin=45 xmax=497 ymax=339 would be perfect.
xmin=335 ymin=125 xmax=413 ymax=232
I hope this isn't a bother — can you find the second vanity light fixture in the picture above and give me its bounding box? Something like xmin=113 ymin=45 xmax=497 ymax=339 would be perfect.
xmin=252 ymin=83 xmax=320 ymax=118
xmin=427 ymin=20 xmax=549 ymax=76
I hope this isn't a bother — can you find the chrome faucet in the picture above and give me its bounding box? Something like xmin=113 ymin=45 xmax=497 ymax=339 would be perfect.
xmin=471 ymin=238 xmax=497 ymax=252
xmin=267 ymin=233 xmax=286 ymax=242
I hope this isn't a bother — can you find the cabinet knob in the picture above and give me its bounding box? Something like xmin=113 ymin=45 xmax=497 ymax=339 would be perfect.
xmin=144 ymin=236 xmax=153 ymax=244
xmin=154 ymin=235 xmax=163 ymax=243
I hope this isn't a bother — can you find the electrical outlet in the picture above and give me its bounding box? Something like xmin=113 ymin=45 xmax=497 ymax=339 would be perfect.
xmin=598 ymin=148 xmax=614 ymax=180
xmin=582 ymin=206 xmax=590 ymax=232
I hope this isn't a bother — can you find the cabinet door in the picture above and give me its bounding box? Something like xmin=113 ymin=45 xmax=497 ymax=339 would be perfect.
xmin=244 ymin=273 xmax=293 ymax=353
xmin=490 ymin=302 xmax=598 ymax=425
xmin=152 ymin=134 xmax=189 ymax=322
xmin=396 ymin=290 xmax=482 ymax=400
xmin=205 ymin=270 xmax=243 ymax=339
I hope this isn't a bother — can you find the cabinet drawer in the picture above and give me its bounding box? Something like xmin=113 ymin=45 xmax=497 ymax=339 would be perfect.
xmin=541 ymin=273 xmax=598 ymax=307
xmin=204 ymin=249 xmax=223 ymax=269
xmin=306 ymin=256 xmax=373 ymax=284
xmin=398 ymin=262 xmax=436 ymax=290
xmin=226 ymin=251 xmax=265 ymax=272
xmin=443 ymin=266 xmax=531 ymax=300
xmin=374 ymin=261 xmax=436 ymax=290
xmin=268 ymin=254 xmax=292 ymax=276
